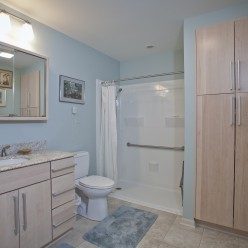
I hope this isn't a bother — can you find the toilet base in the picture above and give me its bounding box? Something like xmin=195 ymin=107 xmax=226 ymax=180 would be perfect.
xmin=87 ymin=197 xmax=108 ymax=221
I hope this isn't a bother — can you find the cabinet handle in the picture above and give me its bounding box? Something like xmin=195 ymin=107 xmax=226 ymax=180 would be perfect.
xmin=13 ymin=196 xmax=19 ymax=236
xmin=52 ymin=187 xmax=75 ymax=197
xmin=230 ymin=96 xmax=234 ymax=126
xmin=51 ymin=164 xmax=76 ymax=173
xmin=53 ymin=214 xmax=76 ymax=228
xmin=229 ymin=61 xmax=234 ymax=90
xmin=22 ymin=193 xmax=27 ymax=231
xmin=238 ymin=96 xmax=241 ymax=126
xmin=237 ymin=60 xmax=240 ymax=90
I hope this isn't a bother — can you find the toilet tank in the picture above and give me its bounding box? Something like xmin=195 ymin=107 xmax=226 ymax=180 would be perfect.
xmin=74 ymin=151 xmax=89 ymax=180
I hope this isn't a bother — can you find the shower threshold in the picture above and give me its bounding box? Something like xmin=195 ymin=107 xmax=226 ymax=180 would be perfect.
xmin=110 ymin=180 xmax=183 ymax=215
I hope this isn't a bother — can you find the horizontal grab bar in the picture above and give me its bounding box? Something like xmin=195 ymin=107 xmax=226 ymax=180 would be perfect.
xmin=127 ymin=142 xmax=184 ymax=151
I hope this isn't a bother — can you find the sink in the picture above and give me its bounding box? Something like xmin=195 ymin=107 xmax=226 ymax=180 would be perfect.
xmin=0 ymin=158 xmax=28 ymax=167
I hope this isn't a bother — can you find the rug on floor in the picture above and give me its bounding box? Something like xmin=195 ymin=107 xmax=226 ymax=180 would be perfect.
xmin=83 ymin=205 xmax=158 ymax=248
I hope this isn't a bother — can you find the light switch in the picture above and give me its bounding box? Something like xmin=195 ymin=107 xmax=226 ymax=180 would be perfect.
xmin=72 ymin=106 xmax=77 ymax=114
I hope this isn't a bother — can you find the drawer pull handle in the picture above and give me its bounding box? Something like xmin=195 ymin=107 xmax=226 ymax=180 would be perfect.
xmin=53 ymin=214 xmax=76 ymax=228
xmin=51 ymin=164 xmax=76 ymax=173
xmin=52 ymin=187 xmax=75 ymax=197
xmin=13 ymin=196 xmax=19 ymax=236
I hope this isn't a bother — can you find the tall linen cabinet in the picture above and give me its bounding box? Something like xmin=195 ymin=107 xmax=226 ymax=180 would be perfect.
xmin=195 ymin=17 xmax=248 ymax=232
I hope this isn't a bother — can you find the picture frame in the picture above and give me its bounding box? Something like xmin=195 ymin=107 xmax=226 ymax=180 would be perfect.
xmin=0 ymin=89 xmax=6 ymax=107
xmin=59 ymin=75 xmax=85 ymax=104
xmin=0 ymin=69 xmax=13 ymax=88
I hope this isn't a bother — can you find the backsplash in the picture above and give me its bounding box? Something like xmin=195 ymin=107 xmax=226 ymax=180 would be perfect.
xmin=0 ymin=140 xmax=47 ymax=156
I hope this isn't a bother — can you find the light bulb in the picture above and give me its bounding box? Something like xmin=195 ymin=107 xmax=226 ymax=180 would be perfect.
xmin=0 ymin=12 xmax=11 ymax=33
xmin=21 ymin=22 xmax=34 ymax=41
xmin=0 ymin=52 xmax=14 ymax=58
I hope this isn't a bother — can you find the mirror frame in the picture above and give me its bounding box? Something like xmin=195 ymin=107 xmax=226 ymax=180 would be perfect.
xmin=0 ymin=41 xmax=48 ymax=121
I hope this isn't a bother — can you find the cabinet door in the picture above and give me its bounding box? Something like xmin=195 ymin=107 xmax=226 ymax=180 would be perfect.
xmin=235 ymin=17 xmax=248 ymax=93
xmin=234 ymin=93 xmax=248 ymax=231
xmin=0 ymin=190 xmax=19 ymax=248
xmin=196 ymin=21 xmax=234 ymax=95
xmin=196 ymin=94 xmax=234 ymax=227
xmin=19 ymin=180 xmax=52 ymax=248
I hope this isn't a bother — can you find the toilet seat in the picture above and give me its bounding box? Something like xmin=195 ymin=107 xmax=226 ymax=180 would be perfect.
xmin=79 ymin=175 xmax=114 ymax=189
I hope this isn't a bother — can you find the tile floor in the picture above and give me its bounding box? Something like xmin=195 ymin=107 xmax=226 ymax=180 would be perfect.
xmin=46 ymin=197 xmax=248 ymax=248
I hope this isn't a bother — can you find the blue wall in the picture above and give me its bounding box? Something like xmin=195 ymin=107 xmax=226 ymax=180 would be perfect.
xmin=184 ymin=2 xmax=248 ymax=220
xmin=0 ymin=4 xmax=120 ymax=174
xmin=120 ymin=50 xmax=184 ymax=83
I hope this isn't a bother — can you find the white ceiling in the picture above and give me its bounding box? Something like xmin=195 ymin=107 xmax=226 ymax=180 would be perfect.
xmin=0 ymin=0 xmax=247 ymax=61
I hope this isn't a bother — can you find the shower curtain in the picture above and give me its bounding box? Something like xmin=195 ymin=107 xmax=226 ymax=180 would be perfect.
xmin=97 ymin=83 xmax=118 ymax=184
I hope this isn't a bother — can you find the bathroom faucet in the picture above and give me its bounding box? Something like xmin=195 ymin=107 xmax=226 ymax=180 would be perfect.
xmin=1 ymin=145 xmax=10 ymax=157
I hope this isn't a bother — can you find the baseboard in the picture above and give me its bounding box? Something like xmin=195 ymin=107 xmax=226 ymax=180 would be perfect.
xmin=180 ymin=218 xmax=196 ymax=228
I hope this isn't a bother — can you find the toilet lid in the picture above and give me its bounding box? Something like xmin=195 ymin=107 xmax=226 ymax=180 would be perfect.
xmin=79 ymin=175 xmax=114 ymax=189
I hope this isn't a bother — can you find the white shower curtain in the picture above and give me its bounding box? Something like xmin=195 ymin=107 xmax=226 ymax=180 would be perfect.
xmin=97 ymin=83 xmax=118 ymax=184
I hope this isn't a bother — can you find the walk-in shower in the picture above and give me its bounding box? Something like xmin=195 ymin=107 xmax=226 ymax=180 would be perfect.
xmin=110 ymin=79 xmax=184 ymax=215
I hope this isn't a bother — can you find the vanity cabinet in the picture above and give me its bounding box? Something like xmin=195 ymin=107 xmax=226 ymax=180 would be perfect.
xmin=51 ymin=157 xmax=76 ymax=239
xmin=196 ymin=17 xmax=248 ymax=231
xmin=0 ymin=163 xmax=52 ymax=248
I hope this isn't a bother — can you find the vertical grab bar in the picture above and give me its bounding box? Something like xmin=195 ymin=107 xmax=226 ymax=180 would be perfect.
xmin=13 ymin=196 xmax=19 ymax=236
xmin=22 ymin=193 xmax=27 ymax=231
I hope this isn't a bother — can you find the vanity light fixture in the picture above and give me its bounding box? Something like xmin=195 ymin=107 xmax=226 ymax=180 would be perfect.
xmin=0 ymin=10 xmax=11 ymax=33
xmin=0 ymin=51 xmax=14 ymax=58
xmin=0 ymin=9 xmax=34 ymax=41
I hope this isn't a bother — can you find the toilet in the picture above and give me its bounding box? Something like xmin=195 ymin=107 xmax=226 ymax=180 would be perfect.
xmin=74 ymin=151 xmax=114 ymax=221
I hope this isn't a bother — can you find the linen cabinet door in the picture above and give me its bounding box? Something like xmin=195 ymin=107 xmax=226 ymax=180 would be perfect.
xmin=19 ymin=180 xmax=52 ymax=248
xmin=196 ymin=21 xmax=234 ymax=95
xmin=234 ymin=93 xmax=248 ymax=232
xmin=235 ymin=17 xmax=248 ymax=93
xmin=196 ymin=94 xmax=235 ymax=227
xmin=0 ymin=190 xmax=19 ymax=248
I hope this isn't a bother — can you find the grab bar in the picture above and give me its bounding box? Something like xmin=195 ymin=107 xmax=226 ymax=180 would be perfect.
xmin=127 ymin=142 xmax=184 ymax=151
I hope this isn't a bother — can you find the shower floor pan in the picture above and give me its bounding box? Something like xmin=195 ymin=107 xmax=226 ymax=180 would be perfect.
xmin=110 ymin=180 xmax=183 ymax=215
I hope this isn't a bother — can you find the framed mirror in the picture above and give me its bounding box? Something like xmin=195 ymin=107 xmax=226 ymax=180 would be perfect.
xmin=0 ymin=42 xmax=48 ymax=121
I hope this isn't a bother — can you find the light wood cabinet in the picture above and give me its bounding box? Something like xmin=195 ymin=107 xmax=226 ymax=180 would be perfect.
xmin=196 ymin=94 xmax=234 ymax=227
xmin=196 ymin=17 xmax=248 ymax=232
xmin=51 ymin=158 xmax=75 ymax=239
xmin=0 ymin=181 xmax=52 ymax=248
xmin=0 ymin=190 xmax=19 ymax=248
xmin=20 ymin=70 xmax=40 ymax=117
xmin=19 ymin=181 xmax=52 ymax=248
xmin=234 ymin=93 xmax=248 ymax=231
xmin=196 ymin=21 xmax=234 ymax=95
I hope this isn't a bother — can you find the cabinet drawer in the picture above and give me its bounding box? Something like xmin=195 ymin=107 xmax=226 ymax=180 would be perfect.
xmin=53 ymin=215 xmax=75 ymax=239
xmin=52 ymin=200 xmax=75 ymax=229
xmin=52 ymin=173 xmax=75 ymax=209
xmin=51 ymin=157 xmax=75 ymax=178
xmin=0 ymin=163 xmax=50 ymax=194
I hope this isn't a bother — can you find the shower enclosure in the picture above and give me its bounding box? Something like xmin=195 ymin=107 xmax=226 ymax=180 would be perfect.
xmin=111 ymin=79 xmax=184 ymax=215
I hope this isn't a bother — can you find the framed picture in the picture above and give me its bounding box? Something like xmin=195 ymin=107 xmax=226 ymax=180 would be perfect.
xmin=0 ymin=89 xmax=6 ymax=107
xmin=0 ymin=69 xmax=13 ymax=88
xmin=59 ymin=75 xmax=85 ymax=104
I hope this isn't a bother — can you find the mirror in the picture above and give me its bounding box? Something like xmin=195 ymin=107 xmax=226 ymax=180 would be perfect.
xmin=0 ymin=42 xmax=48 ymax=121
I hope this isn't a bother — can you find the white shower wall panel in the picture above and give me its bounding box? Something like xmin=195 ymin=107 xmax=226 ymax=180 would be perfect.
xmin=117 ymin=80 xmax=184 ymax=193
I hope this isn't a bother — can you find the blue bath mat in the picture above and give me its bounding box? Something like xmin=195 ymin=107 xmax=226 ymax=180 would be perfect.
xmin=83 ymin=205 xmax=158 ymax=248
xmin=57 ymin=243 xmax=74 ymax=248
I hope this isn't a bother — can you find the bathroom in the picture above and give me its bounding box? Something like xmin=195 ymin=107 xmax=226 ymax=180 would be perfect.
xmin=1 ymin=1 xmax=248 ymax=248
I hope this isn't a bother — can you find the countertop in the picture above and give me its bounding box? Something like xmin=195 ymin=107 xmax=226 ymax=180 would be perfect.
xmin=0 ymin=150 xmax=74 ymax=172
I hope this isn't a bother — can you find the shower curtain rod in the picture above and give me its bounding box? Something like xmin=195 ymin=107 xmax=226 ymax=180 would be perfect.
xmin=102 ymin=70 xmax=184 ymax=84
